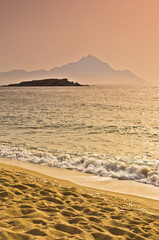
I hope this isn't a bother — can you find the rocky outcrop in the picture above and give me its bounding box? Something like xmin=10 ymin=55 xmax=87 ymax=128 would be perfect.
xmin=7 ymin=78 xmax=82 ymax=87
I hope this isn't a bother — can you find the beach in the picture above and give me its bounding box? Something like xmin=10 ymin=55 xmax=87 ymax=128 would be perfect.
xmin=1 ymin=0 xmax=159 ymax=239
xmin=1 ymin=86 xmax=159 ymax=239
xmin=0 ymin=158 xmax=159 ymax=240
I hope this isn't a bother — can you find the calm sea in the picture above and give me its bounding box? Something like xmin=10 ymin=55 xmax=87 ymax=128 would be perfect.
xmin=0 ymin=85 xmax=159 ymax=186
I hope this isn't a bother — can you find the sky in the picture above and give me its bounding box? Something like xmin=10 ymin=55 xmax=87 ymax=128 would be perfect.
xmin=0 ymin=0 xmax=159 ymax=84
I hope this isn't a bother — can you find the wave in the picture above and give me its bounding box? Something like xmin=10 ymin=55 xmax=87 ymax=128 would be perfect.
xmin=0 ymin=143 xmax=159 ymax=187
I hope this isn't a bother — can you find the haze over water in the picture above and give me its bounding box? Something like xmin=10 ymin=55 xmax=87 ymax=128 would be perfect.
xmin=0 ymin=85 xmax=159 ymax=187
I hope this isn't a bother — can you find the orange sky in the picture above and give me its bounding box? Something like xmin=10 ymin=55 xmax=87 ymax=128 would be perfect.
xmin=1 ymin=0 xmax=159 ymax=84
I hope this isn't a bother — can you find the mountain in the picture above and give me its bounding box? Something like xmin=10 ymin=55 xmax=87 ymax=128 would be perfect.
xmin=0 ymin=55 xmax=150 ymax=85
xmin=6 ymin=78 xmax=82 ymax=87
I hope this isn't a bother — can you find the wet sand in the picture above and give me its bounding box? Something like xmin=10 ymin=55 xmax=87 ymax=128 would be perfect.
xmin=0 ymin=158 xmax=159 ymax=239
xmin=0 ymin=158 xmax=159 ymax=200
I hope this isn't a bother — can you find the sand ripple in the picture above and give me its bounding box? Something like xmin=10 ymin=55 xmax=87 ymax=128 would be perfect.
xmin=0 ymin=168 xmax=159 ymax=239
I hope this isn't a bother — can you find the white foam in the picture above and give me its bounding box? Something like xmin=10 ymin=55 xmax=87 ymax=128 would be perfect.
xmin=0 ymin=143 xmax=159 ymax=187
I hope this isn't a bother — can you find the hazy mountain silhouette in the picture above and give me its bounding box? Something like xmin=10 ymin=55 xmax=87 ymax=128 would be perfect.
xmin=0 ymin=55 xmax=150 ymax=85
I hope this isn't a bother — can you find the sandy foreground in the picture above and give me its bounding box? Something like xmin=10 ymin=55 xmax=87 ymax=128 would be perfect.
xmin=0 ymin=159 xmax=159 ymax=239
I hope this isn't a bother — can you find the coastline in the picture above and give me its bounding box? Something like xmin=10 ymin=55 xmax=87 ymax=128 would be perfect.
xmin=0 ymin=157 xmax=159 ymax=201
xmin=0 ymin=158 xmax=159 ymax=239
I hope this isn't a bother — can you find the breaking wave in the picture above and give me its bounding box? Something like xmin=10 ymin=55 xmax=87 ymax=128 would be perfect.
xmin=0 ymin=143 xmax=159 ymax=187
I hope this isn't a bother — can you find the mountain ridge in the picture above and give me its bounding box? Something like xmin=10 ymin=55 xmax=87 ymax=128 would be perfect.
xmin=0 ymin=55 xmax=150 ymax=85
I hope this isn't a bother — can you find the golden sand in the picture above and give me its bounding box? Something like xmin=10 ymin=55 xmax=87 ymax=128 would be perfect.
xmin=0 ymin=158 xmax=159 ymax=200
xmin=0 ymin=163 xmax=159 ymax=240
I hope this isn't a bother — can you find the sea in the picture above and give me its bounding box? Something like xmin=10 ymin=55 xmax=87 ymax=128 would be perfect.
xmin=0 ymin=85 xmax=159 ymax=187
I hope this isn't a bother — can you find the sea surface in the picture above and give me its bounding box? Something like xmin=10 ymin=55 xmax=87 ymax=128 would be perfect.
xmin=0 ymin=85 xmax=159 ymax=187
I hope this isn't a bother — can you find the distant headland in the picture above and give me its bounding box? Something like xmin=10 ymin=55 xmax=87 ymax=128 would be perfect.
xmin=6 ymin=78 xmax=84 ymax=87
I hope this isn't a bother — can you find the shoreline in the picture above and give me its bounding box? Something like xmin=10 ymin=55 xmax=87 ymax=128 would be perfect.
xmin=0 ymin=157 xmax=159 ymax=201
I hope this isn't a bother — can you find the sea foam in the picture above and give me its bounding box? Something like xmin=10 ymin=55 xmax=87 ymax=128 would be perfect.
xmin=0 ymin=143 xmax=159 ymax=187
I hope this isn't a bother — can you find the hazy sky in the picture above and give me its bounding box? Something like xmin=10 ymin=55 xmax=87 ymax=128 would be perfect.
xmin=1 ymin=0 xmax=159 ymax=83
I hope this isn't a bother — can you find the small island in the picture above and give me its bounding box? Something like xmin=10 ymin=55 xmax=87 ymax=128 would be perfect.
xmin=7 ymin=78 xmax=83 ymax=87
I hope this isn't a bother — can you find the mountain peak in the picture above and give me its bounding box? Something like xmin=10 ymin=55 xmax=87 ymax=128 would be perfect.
xmin=86 ymin=54 xmax=96 ymax=59
xmin=0 ymin=55 xmax=150 ymax=86
xmin=80 ymin=54 xmax=99 ymax=60
xmin=78 ymin=54 xmax=106 ymax=65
